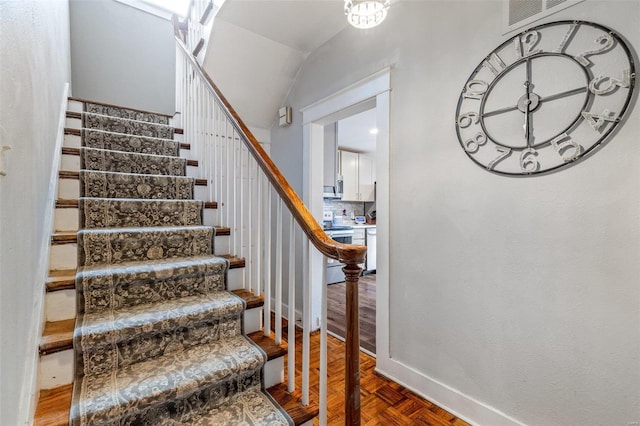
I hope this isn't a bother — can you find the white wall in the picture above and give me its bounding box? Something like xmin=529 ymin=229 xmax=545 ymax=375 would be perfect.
xmin=69 ymin=0 xmax=175 ymax=114
xmin=0 ymin=0 xmax=71 ymax=424
xmin=271 ymin=1 xmax=640 ymax=425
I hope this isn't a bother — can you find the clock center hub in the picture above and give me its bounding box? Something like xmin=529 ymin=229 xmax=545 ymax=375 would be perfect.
xmin=517 ymin=92 xmax=541 ymax=113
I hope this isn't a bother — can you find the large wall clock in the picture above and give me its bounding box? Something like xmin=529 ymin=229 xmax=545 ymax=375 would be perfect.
xmin=455 ymin=20 xmax=636 ymax=176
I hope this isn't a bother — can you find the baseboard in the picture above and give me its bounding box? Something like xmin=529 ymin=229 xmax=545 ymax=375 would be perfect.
xmin=375 ymin=356 xmax=527 ymax=426
xmin=18 ymin=82 xmax=70 ymax=425
xmin=269 ymin=297 xmax=303 ymax=328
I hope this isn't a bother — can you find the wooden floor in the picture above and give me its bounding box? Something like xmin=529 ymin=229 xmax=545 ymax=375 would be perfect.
xmin=327 ymin=274 xmax=376 ymax=353
xmin=286 ymin=327 xmax=470 ymax=426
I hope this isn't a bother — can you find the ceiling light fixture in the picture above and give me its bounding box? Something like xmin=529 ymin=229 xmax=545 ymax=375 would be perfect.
xmin=345 ymin=0 xmax=390 ymax=29
xmin=369 ymin=128 xmax=379 ymax=135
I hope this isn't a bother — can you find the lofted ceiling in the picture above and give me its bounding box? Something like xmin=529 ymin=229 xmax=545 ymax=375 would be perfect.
xmin=203 ymin=0 xmax=348 ymax=132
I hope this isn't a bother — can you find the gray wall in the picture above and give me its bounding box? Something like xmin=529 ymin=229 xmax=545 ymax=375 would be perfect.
xmin=69 ymin=0 xmax=175 ymax=114
xmin=0 ymin=0 xmax=71 ymax=423
xmin=271 ymin=1 xmax=640 ymax=425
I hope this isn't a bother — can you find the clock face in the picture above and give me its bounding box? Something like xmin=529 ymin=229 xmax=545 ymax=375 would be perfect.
xmin=455 ymin=20 xmax=636 ymax=176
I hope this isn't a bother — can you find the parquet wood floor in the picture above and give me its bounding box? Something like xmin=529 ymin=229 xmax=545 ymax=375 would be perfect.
xmin=284 ymin=324 xmax=470 ymax=426
xmin=327 ymin=274 xmax=377 ymax=354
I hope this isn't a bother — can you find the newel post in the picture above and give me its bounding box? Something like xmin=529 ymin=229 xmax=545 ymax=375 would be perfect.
xmin=343 ymin=262 xmax=362 ymax=426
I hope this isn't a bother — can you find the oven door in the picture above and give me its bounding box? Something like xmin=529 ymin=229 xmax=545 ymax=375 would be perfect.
xmin=326 ymin=232 xmax=352 ymax=283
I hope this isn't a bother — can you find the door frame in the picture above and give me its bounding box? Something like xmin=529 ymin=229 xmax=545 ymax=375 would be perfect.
xmin=301 ymin=68 xmax=391 ymax=358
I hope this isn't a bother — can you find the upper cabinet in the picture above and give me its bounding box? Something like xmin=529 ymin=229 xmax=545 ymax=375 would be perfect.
xmin=340 ymin=150 xmax=375 ymax=202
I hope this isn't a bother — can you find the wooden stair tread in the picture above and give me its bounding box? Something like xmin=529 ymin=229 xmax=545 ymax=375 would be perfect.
xmin=34 ymin=371 xmax=312 ymax=426
xmin=63 ymin=128 xmax=190 ymax=149
xmin=47 ymin=270 xmax=76 ymax=292
xmin=51 ymin=233 xmax=76 ymax=245
xmin=56 ymin=199 xmax=217 ymax=209
xmin=60 ymin=147 xmax=198 ymax=167
xmin=51 ymin=227 xmax=230 ymax=244
xmin=34 ymin=383 xmax=73 ymax=426
xmin=40 ymin=319 xmax=75 ymax=355
xmin=247 ymin=331 xmax=287 ymax=361
xmin=58 ymin=170 xmax=206 ymax=185
xmin=232 ymin=289 xmax=264 ymax=310
xmin=219 ymin=255 xmax=246 ymax=269
xmin=68 ymin=96 xmax=173 ymax=118
xmin=268 ymin=383 xmax=319 ymax=426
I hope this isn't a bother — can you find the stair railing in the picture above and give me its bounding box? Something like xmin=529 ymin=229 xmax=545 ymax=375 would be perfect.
xmin=173 ymin=7 xmax=366 ymax=426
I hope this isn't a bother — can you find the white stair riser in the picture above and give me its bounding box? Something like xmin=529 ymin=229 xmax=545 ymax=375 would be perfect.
xmin=54 ymin=206 xmax=216 ymax=233
xmin=67 ymin=100 xmax=83 ymax=113
xmin=194 ymin=185 xmax=208 ymax=201
xmin=243 ymin=307 xmax=262 ymax=334
xmin=39 ymin=342 xmax=284 ymax=391
xmin=39 ymin=350 xmax=74 ymax=390
xmin=203 ymin=208 xmax=218 ymax=227
xmin=44 ymin=286 xmax=261 ymax=331
xmin=214 ymin=235 xmax=229 ymax=255
xmin=64 ymin=133 xmax=81 ymax=148
xmin=50 ymin=244 xmax=77 ymax=271
xmin=263 ymin=357 xmax=285 ymax=389
xmin=61 ymin=154 xmax=197 ymax=177
xmin=58 ymin=181 xmax=208 ymax=202
xmin=226 ymin=268 xmax=245 ymax=291
xmin=58 ymin=179 xmax=79 ymax=200
xmin=50 ymin=236 xmax=230 ymax=271
xmin=37 ymin=306 xmax=267 ymax=389
xmin=55 ymin=208 xmax=79 ymax=232
xmin=66 ymin=117 xmax=81 ymax=129
xmin=179 ymin=148 xmax=193 ymax=160
xmin=61 ymin=154 xmax=80 ymax=171
xmin=46 ymin=290 xmax=76 ymax=322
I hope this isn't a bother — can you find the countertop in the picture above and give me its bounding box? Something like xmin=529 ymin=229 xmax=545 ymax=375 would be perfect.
xmin=349 ymin=224 xmax=376 ymax=229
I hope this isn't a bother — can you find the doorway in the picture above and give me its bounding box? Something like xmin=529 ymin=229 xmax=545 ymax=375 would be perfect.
xmin=324 ymin=108 xmax=378 ymax=355
xmin=301 ymin=69 xmax=390 ymax=359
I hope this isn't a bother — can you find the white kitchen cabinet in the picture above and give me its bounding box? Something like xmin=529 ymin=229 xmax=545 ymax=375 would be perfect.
xmin=339 ymin=150 xmax=376 ymax=202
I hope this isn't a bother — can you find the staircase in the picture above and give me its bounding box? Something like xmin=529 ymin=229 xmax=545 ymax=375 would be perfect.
xmin=34 ymin=99 xmax=316 ymax=425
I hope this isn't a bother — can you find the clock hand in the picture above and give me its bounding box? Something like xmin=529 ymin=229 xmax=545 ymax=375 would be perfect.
xmin=523 ymin=81 xmax=532 ymax=146
xmin=524 ymin=59 xmax=532 ymax=147
xmin=540 ymin=86 xmax=587 ymax=103
xmin=484 ymin=87 xmax=588 ymax=118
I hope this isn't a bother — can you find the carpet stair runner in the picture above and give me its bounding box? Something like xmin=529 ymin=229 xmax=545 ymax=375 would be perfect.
xmin=66 ymin=105 xmax=294 ymax=425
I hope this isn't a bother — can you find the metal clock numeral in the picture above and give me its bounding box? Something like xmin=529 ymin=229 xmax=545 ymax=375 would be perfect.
xmin=515 ymin=30 xmax=541 ymax=59
xmin=482 ymin=53 xmax=507 ymax=76
xmin=486 ymin=146 xmax=512 ymax=171
xmin=463 ymin=132 xmax=487 ymax=153
xmin=554 ymin=22 xmax=579 ymax=53
xmin=551 ymin=133 xmax=581 ymax=162
xmin=582 ymin=109 xmax=618 ymax=131
xmin=589 ymin=69 xmax=632 ymax=95
xmin=462 ymin=80 xmax=488 ymax=100
xmin=574 ymin=34 xmax=614 ymax=67
xmin=456 ymin=112 xmax=479 ymax=128
xmin=519 ymin=148 xmax=539 ymax=173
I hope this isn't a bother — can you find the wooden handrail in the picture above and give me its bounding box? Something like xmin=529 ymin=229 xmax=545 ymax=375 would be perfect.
xmin=172 ymin=28 xmax=366 ymax=266
xmin=173 ymin=12 xmax=365 ymax=424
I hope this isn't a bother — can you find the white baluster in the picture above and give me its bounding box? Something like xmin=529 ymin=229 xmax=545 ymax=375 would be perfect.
xmin=275 ymin=199 xmax=283 ymax=345
xmin=254 ymin=168 xmax=262 ymax=299
xmin=320 ymin=256 xmax=328 ymax=424
xmin=302 ymin=236 xmax=311 ymax=406
xmin=287 ymin=215 xmax=296 ymax=392
xmin=263 ymin=179 xmax=272 ymax=337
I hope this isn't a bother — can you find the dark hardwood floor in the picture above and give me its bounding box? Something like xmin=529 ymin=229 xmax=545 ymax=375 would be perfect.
xmin=327 ymin=273 xmax=376 ymax=353
xmin=284 ymin=322 xmax=470 ymax=425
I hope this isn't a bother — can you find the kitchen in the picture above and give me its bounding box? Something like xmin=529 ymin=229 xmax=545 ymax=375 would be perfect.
xmin=322 ymin=108 xmax=377 ymax=354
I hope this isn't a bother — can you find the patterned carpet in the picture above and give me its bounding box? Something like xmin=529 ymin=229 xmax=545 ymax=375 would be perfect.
xmin=69 ymin=104 xmax=292 ymax=425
